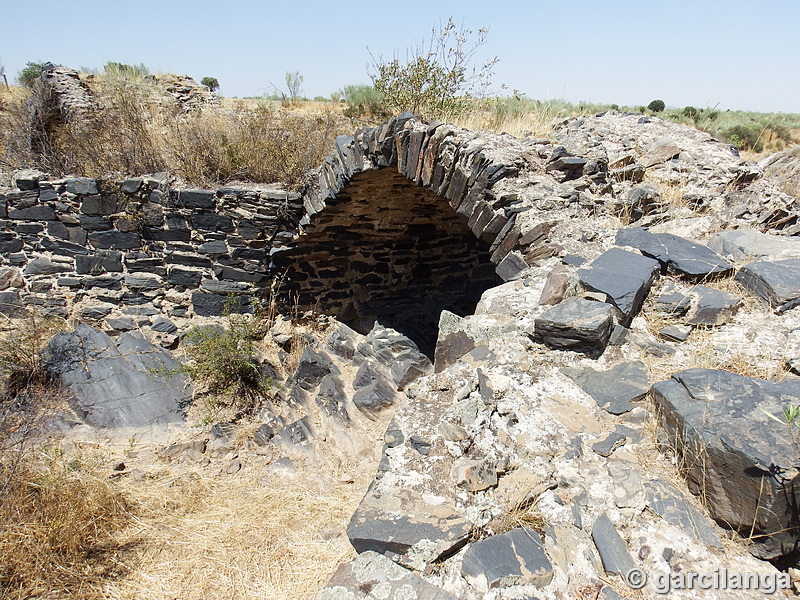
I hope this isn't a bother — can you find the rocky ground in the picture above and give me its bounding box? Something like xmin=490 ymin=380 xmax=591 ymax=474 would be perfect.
xmin=3 ymin=109 xmax=800 ymax=599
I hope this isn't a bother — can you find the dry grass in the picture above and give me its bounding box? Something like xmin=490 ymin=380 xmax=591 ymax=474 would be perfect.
xmin=0 ymin=387 xmax=133 ymax=600
xmin=102 ymin=452 xmax=369 ymax=600
xmin=0 ymin=73 xmax=354 ymax=188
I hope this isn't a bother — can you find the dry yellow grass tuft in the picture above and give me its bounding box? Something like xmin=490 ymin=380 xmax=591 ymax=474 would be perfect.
xmin=0 ymin=446 xmax=133 ymax=600
xmin=103 ymin=458 xmax=369 ymax=600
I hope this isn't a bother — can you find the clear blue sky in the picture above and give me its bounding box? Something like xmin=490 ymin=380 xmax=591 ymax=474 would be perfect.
xmin=2 ymin=0 xmax=798 ymax=113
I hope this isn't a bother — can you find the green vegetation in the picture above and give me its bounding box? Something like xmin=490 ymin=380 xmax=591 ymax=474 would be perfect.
xmin=369 ymin=17 xmax=499 ymax=119
xmin=177 ymin=304 xmax=272 ymax=415
xmin=17 ymin=61 xmax=43 ymax=88
xmin=647 ymin=99 xmax=665 ymax=113
xmin=339 ymin=84 xmax=389 ymax=119
xmin=201 ymin=76 xmax=220 ymax=92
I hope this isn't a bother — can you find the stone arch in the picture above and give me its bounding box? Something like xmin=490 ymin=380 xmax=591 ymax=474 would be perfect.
xmin=273 ymin=113 xmax=528 ymax=355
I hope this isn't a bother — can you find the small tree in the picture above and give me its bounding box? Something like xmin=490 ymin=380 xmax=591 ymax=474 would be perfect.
xmin=369 ymin=17 xmax=499 ymax=119
xmin=285 ymin=70 xmax=303 ymax=102
xmin=647 ymin=99 xmax=666 ymax=113
xmin=17 ymin=62 xmax=44 ymax=88
xmin=201 ymin=76 xmax=220 ymax=92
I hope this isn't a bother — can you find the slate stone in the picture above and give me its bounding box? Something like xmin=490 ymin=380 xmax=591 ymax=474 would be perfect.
xmin=8 ymin=205 xmax=56 ymax=221
xmin=533 ymin=297 xmax=616 ymax=350
xmin=125 ymin=274 xmax=164 ymax=290
xmin=643 ymin=479 xmax=722 ymax=548
xmin=46 ymin=220 xmax=69 ymax=239
xmin=461 ymin=528 xmax=553 ymax=592
xmin=16 ymin=223 xmax=43 ymax=234
xmin=65 ymin=177 xmax=98 ymax=195
xmin=591 ymin=513 xmax=635 ymax=575
xmin=12 ymin=169 xmax=45 ymax=190
xmin=191 ymin=213 xmax=234 ymax=232
xmin=121 ymin=178 xmax=143 ymax=194
xmin=291 ymin=347 xmax=337 ymax=392
xmin=640 ymin=137 xmax=680 ymax=167
xmin=199 ymin=278 xmax=250 ymax=294
xmin=592 ymin=432 xmax=627 ymax=457
xmin=24 ymin=257 xmax=73 ymax=275
xmin=215 ymin=265 xmax=265 ymax=283
xmin=75 ymin=250 xmax=123 ymax=274
xmin=167 ymin=267 xmax=202 ymax=287
xmin=619 ymin=183 xmax=663 ymax=221
xmin=88 ymin=230 xmax=141 ymax=250
xmin=539 ymin=263 xmax=572 ymax=305
xmin=563 ymin=361 xmax=649 ymax=414
xmin=651 ymin=368 xmax=800 ymax=559
xmin=353 ymin=379 xmax=397 ymax=419
xmin=318 ymin=551 xmax=457 ymax=600
xmin=40 ymin=237 xmax=90 ymax=256
xmin=172 ymin=189 xmax=215 ymax=209
xmin=495 ymin=251 xmax=529 ymax=281
xmin=151 ymin=316 xmax=177 ymax=334
xmin=434 ymin=330 xmax=476 ymax=373
xmin=735 ymin=259 xmax=800 ymax=312
xmin=347 ymin=488 xmax=471 ymax=566
xmin=79 ymin=302 xmax=115 ymax=321
xmin=38 ymin=188 xmax=58 ymax=202
xmin=616 ymin=227 xmax=733 ymax=278
xmin=0 ymin=236 xmax=23 ymax=253
xmin=708 ymin=229 xmax=800 ymax=262
xmin=105 ymin=317 xmax=136 ymax=331
xmin=45 ymin=325 xmax=189 ymax=428
xmin=315 ymin=375 xmax=350 ymax=424
xmin=198 ymin=240 xmax=228 ymax=255
xmin=0 ymin=291 xmax=24 ymax=317
xmin=659 ymin=325 xmax=690 ymax=342
xmin=166 ymin=252 xmax=212 ymax=268
xmin=578 ymin=248 xmax=659 ymax=325
xmin=80 ymin=196 xmax=121 ymax=216
xmin=561 ymin=254 xmax=586 ymax=267
xmin=685 ymin=285 xmax=742 ymax=325
xmin=787 ymin=358 xmax=800 ymax=376
xmin=652 ymin=286 xmax=692 ymax=316
xmin=191 ymin=292 xmax=252 ymax=317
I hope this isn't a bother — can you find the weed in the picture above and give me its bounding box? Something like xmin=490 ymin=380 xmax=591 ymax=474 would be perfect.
xmin=0 ymin=310 xmax=66 ymax=399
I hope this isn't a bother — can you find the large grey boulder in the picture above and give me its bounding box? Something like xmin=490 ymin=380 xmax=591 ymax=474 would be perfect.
xmin=45 ymin=324 xmax=190 ymax=428
xmin=534 ymin=298 xmax=616 ymax=350
xmin=577 ymin=248 xmax=660 ymax=325
xmin=651 ymin=368 xmax=800 ymax=559
xmin=735 ymin=259 xmax=800 ymax=312
xmin=616 ymin=227 xmax=733 ymax=279
xmin=708 ymin=229 xmax=800 ymax=262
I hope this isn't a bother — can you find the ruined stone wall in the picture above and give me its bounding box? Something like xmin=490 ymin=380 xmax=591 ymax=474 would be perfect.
xmin=0 ymin=171 xmax=304 ymax=324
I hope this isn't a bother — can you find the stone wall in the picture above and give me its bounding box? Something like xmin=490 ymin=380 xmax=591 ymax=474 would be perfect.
xmin=0 ymin=171 xmax=304 ymax=325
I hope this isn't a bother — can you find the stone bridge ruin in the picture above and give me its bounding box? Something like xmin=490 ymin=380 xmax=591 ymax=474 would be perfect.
xmin=2 ymin=112 xmax=556 ymax=356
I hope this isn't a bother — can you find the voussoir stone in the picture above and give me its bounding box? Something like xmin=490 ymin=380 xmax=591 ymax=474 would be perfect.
xmin=534 ymin=297 xmax=616 ymax=350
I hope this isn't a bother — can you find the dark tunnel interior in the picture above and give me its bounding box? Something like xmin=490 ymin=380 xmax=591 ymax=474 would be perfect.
xmin=272 ymin=169 xmax=500 ymax=357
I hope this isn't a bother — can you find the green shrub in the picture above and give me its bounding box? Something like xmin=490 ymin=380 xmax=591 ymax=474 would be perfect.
xmin=722 ymin=124 xmax=764 ymax=152
xmin=17 ymin=62 xmax=43 ymax=88
xmin=340 ymin=84 xmax=388 ymax=119
xmin=103 ymin=61 xmax=150 ymax=78
xmin=369 ymin=17 xmax=500 ymax=119
xmin=177 ymin=306 xmax=270 ymax=414
xmin=647 ymin=99 xmax=665 ymax=113
xmin=201 ymin=76 xmax=219 ymax=92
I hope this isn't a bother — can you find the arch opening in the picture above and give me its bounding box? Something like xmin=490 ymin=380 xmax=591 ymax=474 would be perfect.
xmin=274 ymin=168 xmax=500 ymax=357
